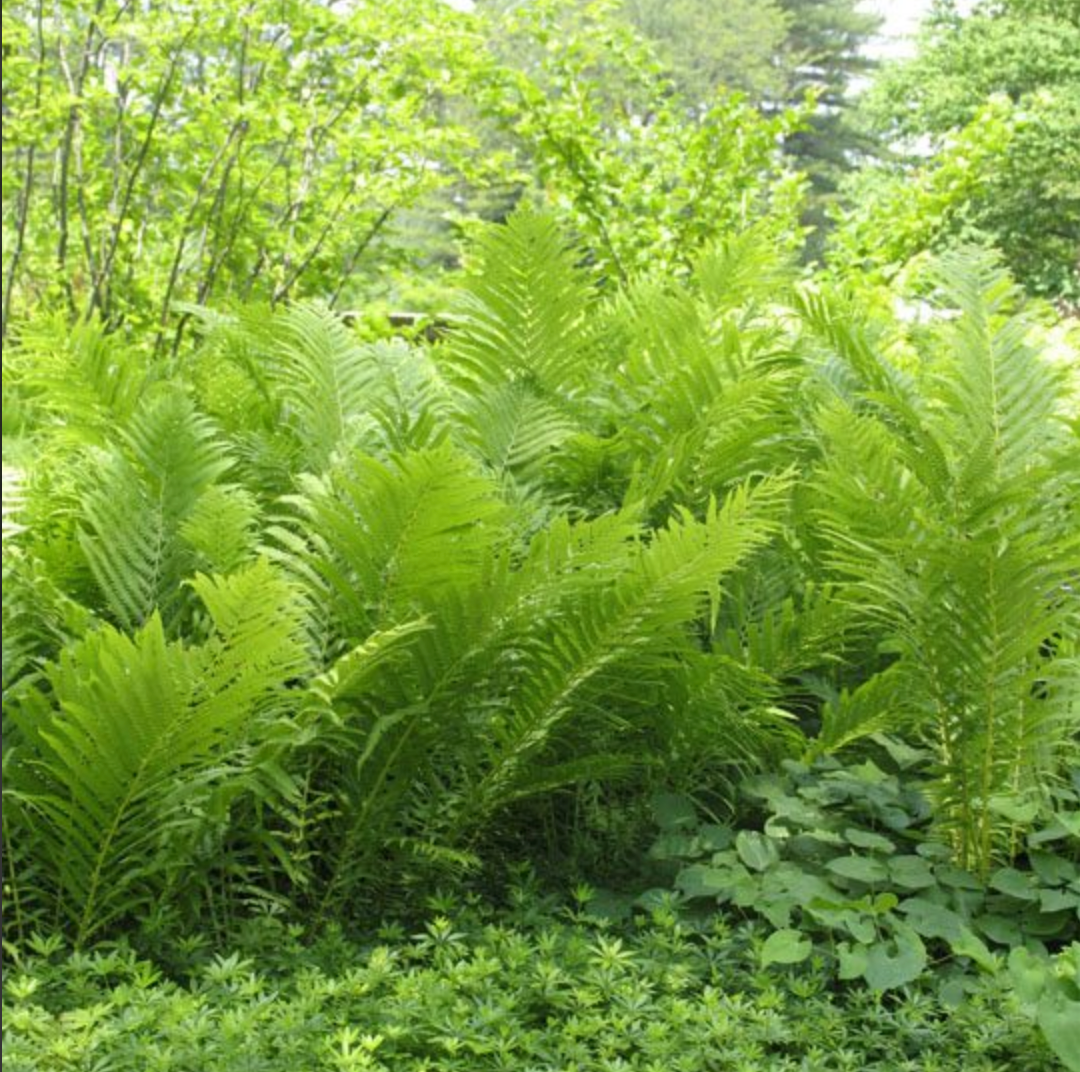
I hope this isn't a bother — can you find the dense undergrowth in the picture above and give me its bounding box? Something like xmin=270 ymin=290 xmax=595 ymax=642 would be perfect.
xmin=1 ymin=896 xmax=1061 ymax=1072
xmin=3 ymin=214 xmax=1079 ymax=1067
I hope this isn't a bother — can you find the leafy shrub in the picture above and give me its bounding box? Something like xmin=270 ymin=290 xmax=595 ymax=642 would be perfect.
xmin=3 ymin=214 xmax=1077 ymax=945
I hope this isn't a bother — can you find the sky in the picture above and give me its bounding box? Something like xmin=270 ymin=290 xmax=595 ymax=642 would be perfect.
xmin=861 ymin=0 xmax=934 ymax=58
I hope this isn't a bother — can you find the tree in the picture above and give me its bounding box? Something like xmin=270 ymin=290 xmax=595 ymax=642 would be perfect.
xmin=0 ymin=0 xmax=503 ymax=343
xmin=474 ymin=0 xmax=808 ymax=281
xmin=775 ymin=0 xmax=884 ymax=260
xmin=619 ymin=0 xmax=791 ymax=103
xmin=835 ymin=0 xmax=1080 ymax=299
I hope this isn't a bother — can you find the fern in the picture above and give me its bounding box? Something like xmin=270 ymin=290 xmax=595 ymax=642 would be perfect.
xmin=4 ymin=560 xmax=309 ymax=944
xmin=613 ymin=269 xmax=804 ymax=514
xmin=810 ymin=250 xmax=1080 ymax=873
xmin=444 ymin=211 xmax=597 ymax=393
xmin=8 ymin=311 xmax=148 ymax=444
xmin=277 ymin=442 xmax=512 ymax=643
xmin=441 ymin=212 xmax=601 ymax=482
xmin=450 ymin=474 xmax=793 ymax=832
xmin=78 ymin=389 xmax=233 ymax=630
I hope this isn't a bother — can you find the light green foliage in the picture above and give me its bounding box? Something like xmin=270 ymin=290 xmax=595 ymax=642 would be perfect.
xmin=1 ymin=0 xmax=813 ymax=342
xmin=803 ymin=251 xmax=1080 ymax=873
xmin=477 ymin=1 xmax=808 ymax=281
xmin=0 ymin=0 xmax=501 ymax=338
xmin=837 ymin=0 xmax=1080 ymax=298
xmin=4 ymin=216 xmax=816 ymax=934
xmin=1010 ymin=944 xmax=1080 ymax=1071
xmin=78 ymin=389 xmax=234 ymax=630
xmin=4 ymin=561 xmax=309 ymax=944
xmin=3 ymin=216 xmax=1077 ymax=960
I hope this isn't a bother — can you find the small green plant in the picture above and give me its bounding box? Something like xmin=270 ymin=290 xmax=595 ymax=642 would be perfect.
xmin=1010 ymin=943 xmax=1080 ymax=1072
xmin=1 ymin=902 xmax=1058 ymax=1072
xmin=645 ymin=754 xmax=1080 ymax=994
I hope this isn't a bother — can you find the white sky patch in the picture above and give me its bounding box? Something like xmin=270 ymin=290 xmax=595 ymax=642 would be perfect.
xmin=860 ymin=0 xmax=979 ymax=59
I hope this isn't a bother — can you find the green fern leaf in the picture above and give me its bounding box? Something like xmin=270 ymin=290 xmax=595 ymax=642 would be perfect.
xmin=6 ymin=559 xmax=308 ymax=944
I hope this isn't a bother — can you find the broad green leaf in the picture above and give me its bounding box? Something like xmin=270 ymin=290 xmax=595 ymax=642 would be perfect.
xmin=900 ymin=897 xmax=965 ymax=941
xmin=837 ymin=941 xmax=868 ymax=980
xmin=862 ymin=926 xmax=927 ymax=991
xmin=736 ymin=830 xmax=780 ymax=872
xmin=676 ymin=864 xmax=737 ymax=900
xmin=1029 ymin=852 xmax=1078 ymax=887
xmin=699 ymin=824 xmax=735 ymax=851
xmin=826 ymin=855 xmax=889 ymax=884
xmin=888 ymin=855 xmax=937 ymax=890
xmin=1038 ymin=996 xmax=1080 ymax=1072
xmin=977 ymin=914 xmax=1023 ymax=946
xmin=844 ymin=827 xmax=895 ymax=852
xmin=989 ymin=867 xmax=1039 ymax=901
xmin=652 ymin=793 xmax=698 ymax=831
xmin=1008 ymin=947 xmax=1049 ymax=1006
xmin=760 ymin=928 xmax=812 ymax=967
xmin=950 ymin=927 xmax=998 ymax=971
xmin=1039 ymin=889 xmax=1080 ymax=914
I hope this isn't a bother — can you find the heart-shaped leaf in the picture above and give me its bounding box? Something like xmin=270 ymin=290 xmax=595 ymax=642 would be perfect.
xmin=736 ymin=830 xmax=780 ymax=872
xmin=863 ymin=925 xmax=926 ymax=991
xmin=760 ymin=928 xmax=813 ymax=967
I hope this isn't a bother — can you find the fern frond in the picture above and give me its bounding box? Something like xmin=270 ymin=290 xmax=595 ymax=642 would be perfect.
xmin=279 ymin=443 xmax=512 ymax=644
xmin=267 ymin=304 xmax=383 ymax=472
xmin=5 ymin=560 xmax=308 ymax=944
xmin=809 ymin=666 xmax=914 ymax=759
xmin=78 ymin=389 xmax=232 ymax=630
xmin=614 ymin=277 xmax=803 ymax=512
xmin=458 ymin=378 xmax=582 ymax=482
xmin=694 ymin=224 xmax=794 ymax=316
xmin=459 ymin=475 xmax=792 ymax=824
xmin=179 ymin=485 xmax=261 ymax=576
xmin=443 ymin=211 xmax=598 ymax=396
xmin=11 ymin=312 xmax=147 ymax=443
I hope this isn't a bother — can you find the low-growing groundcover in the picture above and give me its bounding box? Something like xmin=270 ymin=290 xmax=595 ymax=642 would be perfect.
xmin=0 ymin=903 xmax=1058 ymax=1072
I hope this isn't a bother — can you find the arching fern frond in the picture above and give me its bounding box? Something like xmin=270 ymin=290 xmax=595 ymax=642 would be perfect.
xmin=443 ymin=211 xmax=598 ymax=395
xmin=455 ymin=474 xmax=794 ymax=828
xmin=5 ymin=559 xmax=309 ymax=945
xmin=274 ymin=442 xmax=512 ymax=648
xmin=78 ymin=389 xmax=233 ymax=630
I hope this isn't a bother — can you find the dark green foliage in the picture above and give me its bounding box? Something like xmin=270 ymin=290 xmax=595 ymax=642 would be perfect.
xmin=775 ymin=0 xmax=884 ymax=260
xmin=646 ymin=756 xmax=1079 ymax=993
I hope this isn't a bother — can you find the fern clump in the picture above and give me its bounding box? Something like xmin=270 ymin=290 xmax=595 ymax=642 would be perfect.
xmin=3 ymin=216 xmax=1077 ymax=941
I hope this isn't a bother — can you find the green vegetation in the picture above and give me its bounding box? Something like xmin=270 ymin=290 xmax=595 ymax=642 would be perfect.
xmin=3 ymin=0 xmax=1078 ymax=1068
xmin=2 ymin=901 xmax=1064 ymax=1072
xmin=835 ymin=0 xmax=1080 ymax=301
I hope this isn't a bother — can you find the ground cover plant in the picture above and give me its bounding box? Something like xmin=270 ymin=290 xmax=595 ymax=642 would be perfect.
xmin=3 ymin=0 xmax=1079 ymax=1067
xmin=0 ymin=891 xmax=1066 ymax=1072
